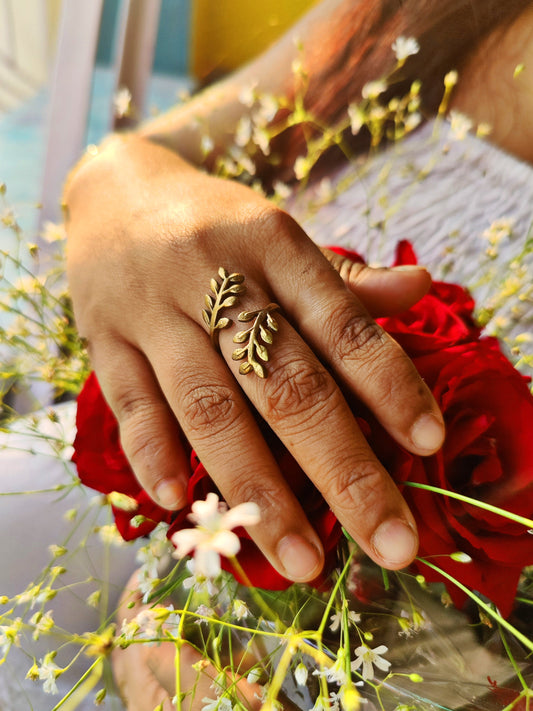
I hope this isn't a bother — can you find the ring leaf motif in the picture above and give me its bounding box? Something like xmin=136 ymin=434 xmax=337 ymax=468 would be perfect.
xmin=203 ymin=268 xmax=246 ymax=347
xmin=232 ymin=303 xmax=280 ymax=378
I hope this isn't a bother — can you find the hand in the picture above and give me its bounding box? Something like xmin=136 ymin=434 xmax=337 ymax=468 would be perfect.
xmin=112 ymin=572 xmax=262 ymax=711
xmin=65 ymin=135 xmax=444 ymax=582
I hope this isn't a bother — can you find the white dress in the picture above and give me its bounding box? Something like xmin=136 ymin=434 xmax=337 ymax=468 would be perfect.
xmin=1 ymin=120 xmax=532 ymax=709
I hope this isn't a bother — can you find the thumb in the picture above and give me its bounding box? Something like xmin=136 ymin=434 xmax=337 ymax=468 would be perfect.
xmin=321 ymin=246 xmax=431 ymax=316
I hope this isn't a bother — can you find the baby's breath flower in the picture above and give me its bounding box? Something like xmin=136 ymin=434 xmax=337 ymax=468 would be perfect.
xmin=232 ymin=599 xmax=250 ymax=620
xmin=258 ymin=93 xmax=279 ymax=121
xmin=87 ymin=590 xmax=101 ymax=608
xmin=201 ymin=135 xmax=215 ymax=156
xmin=294 ymin=156 xmax=311 ymax=180
xmin=31 ymin=609 xmax=54 ymax=639
xmin=107 ymin=491 xmax=138 ymax=511
xmin=48 ymin=544 xmax=67 ymax=558
xmin=351 ymin=644 xmax=391 ymax=681
xmin=183 ymin=558 xmax=219 ymax=595
xmin=171 ymin=493 xmax=260 ymax=578
xmin=392 ymin=36 xmax=420 ymax=62
xmin=348 ymin=103 xmax=365 ymax=135
xmin=362 ymin=79 xmax=387 ymax=100
xmin=235 ymin=117 xmax=253 ymax=147
xmin=272 ymin=181 xmax=291 ymax=200
xmin=294 ymin=662 xmax=308 ymax=686
xmin=444 ymin=70 xmax=458 ymax=89
xmin=97 ymin=523 xmax=125 ymax=546
xmin=195 ymin=604 xmax=216 ymax=625
xmin=252 ymin=126 xmax=271 ymax=155
xmin=202 ymin=696 xmax=233 ymax=711
xmin=40 ymin=221 xmax=66 ymax=243
xmin=0 ymin=618 xmax=22 ymax=654
xmin=247 ymin=667 xmax=262 ymax=684
xmin=38 ymin=653 xmax=62 ymax=694
xmin=238 ymin=82 xmax=257 ymax=107
xmin=113 ymin=87 xmax=132 ymax=119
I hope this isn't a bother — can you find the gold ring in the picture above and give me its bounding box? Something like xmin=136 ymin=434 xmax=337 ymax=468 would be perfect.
xmin=202 ymin=267 xmax=246 ymax=349
xmin=232 ymin=303 xmax=280 ymax=378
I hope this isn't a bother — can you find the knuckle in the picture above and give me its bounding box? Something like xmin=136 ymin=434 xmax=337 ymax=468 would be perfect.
xmin=329 ymin=310 xmax=387 ymax=364
xmin=264 ymin=356 xmax=339 ymax=426
xmin=180 ymin=380 xmax=243 ymax=437
xmin=326 ymin=458 xmax=385 ymax=513
xmin=223 ymin=474 xmax=279 ymax=514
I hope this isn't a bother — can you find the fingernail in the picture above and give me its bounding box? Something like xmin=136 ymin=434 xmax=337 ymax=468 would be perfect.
xmin=410 ymin=413 xmax=445 ymax=452
xmin=277 ymin=534 xmax=322 ymax=581
xmin=372 ymin=519 xmax=418 ymax=566
xmin=154 ymin=480 xmax=184 ymax=510
xmin=391 ymin=265 xmax=428 ymax=272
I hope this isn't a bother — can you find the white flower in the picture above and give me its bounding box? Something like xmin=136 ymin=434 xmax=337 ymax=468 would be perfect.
xmin=232 ymin=599 xmax=250 ymax=620
xmin=392 ymin=36 xmax=420 ymax=62
xmin=348 ymin=103 xmax=365 ymax=135
xmin=40 ymin=221 xmax=66 ymax=243
xmin=171 ymin=493 xmax=260 ymax=578
xmin=113 ymin=86 xmax=132 ymax=118
xmin=195 ymin=604 xmax=216 ymax=625
xmin=448 ymin=110 xmax=473 ymax=140
xmin=294 ymin=662 xmax=308 ymax=686
xmin=38 ymin=655 xmax=61 ymax=695
xmin=183 ymin=558 xmax=219 ymax=595
xmin=247 ymin=667 xmax=262 ymax=684
xmin=235 ymin=116 xmax=253 ymax=146
xmin=362 ymin=79 xmax=387 ymax=100
xmin=329 ymin=609 xmax=361 ymax=632
xmin=202 ymin=696 xmax=233 ymax=711
xmin=351 ymin=644 xmax=391 ymax=681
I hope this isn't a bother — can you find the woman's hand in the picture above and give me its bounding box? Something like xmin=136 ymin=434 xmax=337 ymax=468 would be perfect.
xmin=65 ymin=134 xmax=444 ymax=583
xmin=112 ymin=572 xmax=262 ymax=710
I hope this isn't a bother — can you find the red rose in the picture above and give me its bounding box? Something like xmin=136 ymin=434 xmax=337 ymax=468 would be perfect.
xmin=72 ymin=372 xmax=173 ymax=540
xmin=379 ymin=244 xmax=533 ymax=617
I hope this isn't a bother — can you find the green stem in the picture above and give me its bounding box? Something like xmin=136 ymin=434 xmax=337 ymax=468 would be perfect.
xmin=404 ymin=481 xmax=533 ymax=529
xmin=417 ymin=557 xmax=533 ymax=653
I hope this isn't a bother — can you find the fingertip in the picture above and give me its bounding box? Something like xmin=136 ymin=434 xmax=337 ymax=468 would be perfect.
xmin=371 ymin=518 xmax=419 ymax=569
xmin=276 ymin=533 xmax=324 ymax=582
xmin=154 ymin=479 xmax=187 ymax=510
xmin=410 ymin=412 xmax=446 ymax=454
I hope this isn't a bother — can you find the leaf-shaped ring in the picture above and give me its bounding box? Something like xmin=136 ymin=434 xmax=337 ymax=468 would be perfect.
xmin=232 ymin=303 xmax=280 ymax=378
xmin=202 ymin=267 xmax=246 ymax=350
